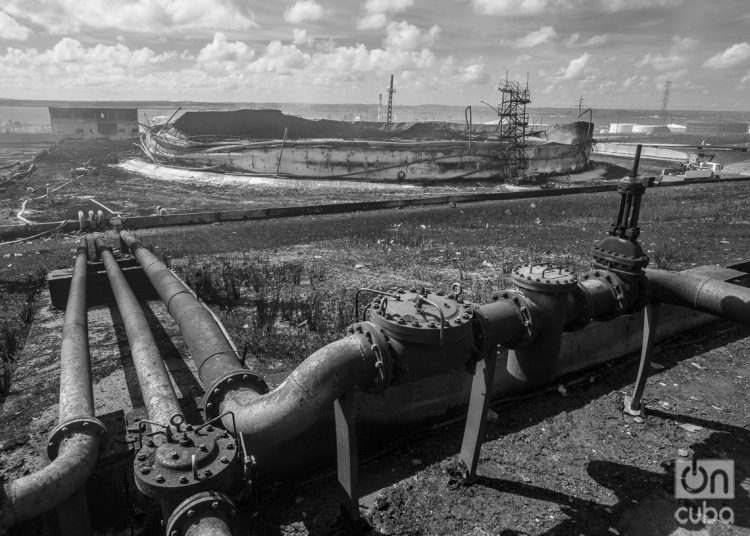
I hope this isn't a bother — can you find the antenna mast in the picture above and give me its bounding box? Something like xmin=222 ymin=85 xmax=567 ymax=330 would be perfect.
xmin=386 ymin=74 xmax=396 ymax=124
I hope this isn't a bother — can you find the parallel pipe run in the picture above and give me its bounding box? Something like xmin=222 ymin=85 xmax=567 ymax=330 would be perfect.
xmin=646 ymin=268 xmax=750 ymax=326
xmin=1 ymin=238 xmax=105 ymax=530
xmin=95 ymin=237 xmax=183 ymax=428
xmin=119 ymin=232 xmax=260 ymax=398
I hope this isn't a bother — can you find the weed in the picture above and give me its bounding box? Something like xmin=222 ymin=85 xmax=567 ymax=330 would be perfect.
xmin=0 ymin=324 xmax=18 ymax=396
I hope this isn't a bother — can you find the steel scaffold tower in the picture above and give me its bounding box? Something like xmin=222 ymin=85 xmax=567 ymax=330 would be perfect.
xmin=497 ymin=75 xmax=531 ymax=181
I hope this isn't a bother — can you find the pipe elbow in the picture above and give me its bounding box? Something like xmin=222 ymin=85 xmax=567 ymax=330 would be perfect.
xmin=221 ymin=335 xmax=375 ymax=448
xmin=1 ymin=433 xmax=101 ymax=529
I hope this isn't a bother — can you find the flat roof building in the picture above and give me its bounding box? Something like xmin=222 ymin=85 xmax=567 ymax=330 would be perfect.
xmin=48 ymin=107 xmax=138 ymax=140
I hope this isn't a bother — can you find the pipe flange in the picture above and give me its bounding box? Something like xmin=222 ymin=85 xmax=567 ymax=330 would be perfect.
xmin=469 ymin=304 xmax=493 ymax=364
xmin=134 ymin=425 xmax=241 ymax=502
xmin=203 ymin=371 xmax=269 ymax=422
xmin=47 ymin=417 xmax=107 ymax=461
xmin=490 ymin=290 xmax=537 ymax=348
xmin=346 ymin=322 xmax=394 ymax=394
xmin=581 ymin=269 xmax=626 ymax=321
xmin=166 ymin=491 xmax=236 ymax=536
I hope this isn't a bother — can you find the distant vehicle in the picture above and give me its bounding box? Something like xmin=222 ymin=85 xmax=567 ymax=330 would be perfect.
xmin=659 ymin=151 xmax=722 ymax=182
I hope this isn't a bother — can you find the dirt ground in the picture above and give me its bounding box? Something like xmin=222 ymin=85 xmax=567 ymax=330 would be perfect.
xmin=0 ymin=140 xmax=749 ymax=535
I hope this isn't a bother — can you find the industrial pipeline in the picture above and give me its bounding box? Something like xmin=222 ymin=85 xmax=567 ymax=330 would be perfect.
xmin=2 ymin=146 xmax=750 ymax=535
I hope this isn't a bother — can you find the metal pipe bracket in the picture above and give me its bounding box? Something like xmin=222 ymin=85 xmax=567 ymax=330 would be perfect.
xmin=46 ymin=417 xmax=107 ymax=461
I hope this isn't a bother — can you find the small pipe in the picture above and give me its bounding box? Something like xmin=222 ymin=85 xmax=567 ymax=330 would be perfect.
xmin=646 ymin=269 xmax=750 ymax=325
xmin=631 ymin=144 xmax=642 ymax=177
xmin=1 ymin=238 xmax=103 ymax=529
xmin=95 ymin=237 xmax=183 ymax=428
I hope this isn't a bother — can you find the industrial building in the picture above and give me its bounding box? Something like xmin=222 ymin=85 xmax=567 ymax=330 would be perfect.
xmin=48 ymin=107 xmax=139 ymax=140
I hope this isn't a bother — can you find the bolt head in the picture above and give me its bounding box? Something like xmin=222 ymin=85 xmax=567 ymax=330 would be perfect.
xmin=211 ymin=501 xmax=219 ymax=510
xmin=220 ymin=456 xmax=229 ymax=464
xmin=137 ymin=453 xmax=147 ymax=461
xmin=205 ymin=469 xmax=213 ymax=477
xmin=179 ymin=476 xmax=189 ymax=484
xmin=206 ymin=425 xmax=214 ymax=432
xmin=199 ymin=443 xmax=208 ymax=452
xmin=226 ymin=443 xmax=235 ymax=450
xmin=155 ymin=475 xmax=165 ymax=483
xmin=170 ymin=451 xmax=179 ymax=460
xmin=139 ymin=466 xmax=151 ymax=474
xmin=187 ymin=509 xmax=195 ymax=518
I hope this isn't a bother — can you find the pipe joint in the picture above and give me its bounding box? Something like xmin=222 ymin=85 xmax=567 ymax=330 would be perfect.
xmin=204 ymin=371 xmax=269 ymax=422
xmin=579 ymin=269 xmax=626 ymax=321
xmin=166 ymin=491 xmax=236 ymax=536
xmin=46 ymin=417 xmax=106 ymax=461
xmin=346 ymin=322 xmax=393 ymax=394
xmin=489 ymin=290 xmax=537 ymax=348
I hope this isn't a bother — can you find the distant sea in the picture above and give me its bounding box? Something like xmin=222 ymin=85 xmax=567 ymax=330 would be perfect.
xmin=1 ymin=102 xmax=749 ymax=133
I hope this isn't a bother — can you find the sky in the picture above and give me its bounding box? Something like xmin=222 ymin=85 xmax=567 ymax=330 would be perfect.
xmin=0 ymin=0 xmax=749 ymax=110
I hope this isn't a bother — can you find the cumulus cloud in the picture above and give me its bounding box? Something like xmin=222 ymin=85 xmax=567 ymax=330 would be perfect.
xmin=0 ymin=11 xmax=32 ymax=40
xmin=292 ymin=28 xmax=314 ymax=47
xmin=3 ymin=0 xmax=256 ymax=34
xmin=284 ymin=0 xmax=324 ymax=24
xmin=513 ymin=26 xmax=556 ymax=48
xmin=558 ymin=52 xmax=590 ymax=80
xmin=636 ymin=52 xmax=687 ymax=71
xmin=196 ymin=33 xmax=254 ymax=71
xmin=742 ymin=71 xmax=750 ymax=85
xmin=703 ymin=42 xmax=750 ymax=69
xmin=357 ymin=13 xmax=387 ymax=30
xmin=563 ymin=32 xmax=608 ymax=48
xmin=599 ymin=0 xmax=682 ymax=11
xmin=356 ymin=0 xmax=412 ymax=30
xmin=384 ymin=21 xmax=440 ymax=50
xmin=470 ymin=0 xmax=565 ymax=16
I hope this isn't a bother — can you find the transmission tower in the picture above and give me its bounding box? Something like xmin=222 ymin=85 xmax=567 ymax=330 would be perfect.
xmin=660 ymin=81 xmax=672 ymax=126
xmin=386 ymin=74 xmax=396 ymax=124
xmin=497 ymin=73 xmax=531 ymax=182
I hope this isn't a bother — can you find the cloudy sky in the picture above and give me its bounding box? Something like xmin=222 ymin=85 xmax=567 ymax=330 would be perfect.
xmin=0 ymin=0 xmax=749 ymax=110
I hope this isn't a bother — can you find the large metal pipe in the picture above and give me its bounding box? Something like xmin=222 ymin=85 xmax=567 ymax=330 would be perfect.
xmin=646 ymin=268 xmax=750 ymax=325
xmin=120 ymin=232 xmax=246 ymax=392
xmin=0 ymin=238 xmax=104 ymax=529
xmin=221 ymin=336 xmax=376 ymax=448
xmin=95 ymin=237 xmax=183 ymax=427
xmin=119 ymin=231 xmax=380 ymax=449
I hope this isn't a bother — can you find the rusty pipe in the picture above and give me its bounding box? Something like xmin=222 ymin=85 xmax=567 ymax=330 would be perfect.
xmin=646 ymin=268 xmax=750 ymax=325
xmin=119 ymin=231 xmax=378 ymax=448
xmin=95 ymin=237 xmax=183 ymax=428
xmin=119 ymin=231 xmax=246 ymax=391
xmin=0 ymin=238 xmax=104 ymax=529
xmin=221 ymin=336 xmax=376 ymax=450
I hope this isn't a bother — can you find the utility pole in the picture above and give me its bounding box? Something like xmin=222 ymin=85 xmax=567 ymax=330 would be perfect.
xmin=386 ymin=75 xmax=396 ymax=124
xmin=378 ymin=93 xmax=382 ymax=121
xmin=660 ymin=81 xmax=672 ymax=126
